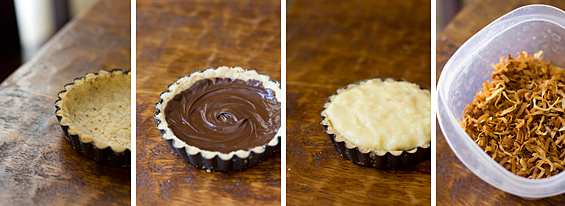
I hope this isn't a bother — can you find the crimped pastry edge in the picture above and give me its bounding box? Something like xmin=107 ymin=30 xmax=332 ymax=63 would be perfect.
xmin=154 ymin=66 xmax=281 ymax=171
xmin=320 ymin=78 xmax=431 ymax=169
xmin=54 ymin=69 xmax=131 ymax=168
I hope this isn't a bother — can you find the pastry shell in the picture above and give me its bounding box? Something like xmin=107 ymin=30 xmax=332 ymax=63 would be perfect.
xmin=321 ymin=78 xmax=430 ymax=169
xmin=55 ymin=69 xmax=131 ymax=168
xmin=154 ymin=66 xmax=281 ymax=171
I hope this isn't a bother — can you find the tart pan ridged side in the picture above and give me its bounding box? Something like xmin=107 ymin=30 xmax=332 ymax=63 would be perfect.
xmin=321 ymin=78 xmax=431 ymax=169
xmin=55 ymin=69 xmax=131 ymax=168
xmin=157 ymin=121 xmax=280 ymax=171
xmin=154 ymin=67 xmax=281 ymax=171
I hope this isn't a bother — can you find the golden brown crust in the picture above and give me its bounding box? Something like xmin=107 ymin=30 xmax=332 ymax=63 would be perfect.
xmin=55 ymin=70 xmax=131 ymax=153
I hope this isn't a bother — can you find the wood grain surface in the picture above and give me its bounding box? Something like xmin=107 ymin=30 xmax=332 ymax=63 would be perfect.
xmin=436 ymin=0 xmax=565 ymax=205
xmin=135 ymin=0 xmax=281 ymax=205
xmin=0 ymin=0 xmax=131 ymax=205
xmin=287 ymin=0 xmax=431 ymax=205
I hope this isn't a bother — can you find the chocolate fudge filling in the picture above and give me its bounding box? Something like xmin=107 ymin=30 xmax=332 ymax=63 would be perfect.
xmin=164 ymin=78 xmax=281 ymax=153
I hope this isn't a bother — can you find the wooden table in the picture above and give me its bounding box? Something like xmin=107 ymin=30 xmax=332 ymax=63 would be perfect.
xmin=135 ymin=0 xmax=281 ymax=205
xmin=436 ymin=0 xmax=565 ymax=205
xmin=0 ymin=0 xmax=131 ymax=205
xmin=287 ymin=0 xmax=431 ymax=205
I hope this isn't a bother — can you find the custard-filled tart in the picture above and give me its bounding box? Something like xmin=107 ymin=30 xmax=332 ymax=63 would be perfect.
xmin=321 ymin=78 xmax=430 ymax=169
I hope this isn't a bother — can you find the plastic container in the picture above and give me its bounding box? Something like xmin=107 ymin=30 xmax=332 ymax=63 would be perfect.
xmin=437 ymin=4 xmax=565 ymax=199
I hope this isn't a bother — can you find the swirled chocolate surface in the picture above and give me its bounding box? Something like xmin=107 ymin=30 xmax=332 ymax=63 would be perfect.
xmin=164 ymin=77 xmax=281 ymax=153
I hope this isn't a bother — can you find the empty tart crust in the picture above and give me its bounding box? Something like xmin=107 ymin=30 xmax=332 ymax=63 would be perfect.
xmin=55 ymin=69 xmax=131 ymax=168
xmin=321 ymin=78 xmax=431 ymax=169
xmin=154 ymin=66 xmax=281 ymax=171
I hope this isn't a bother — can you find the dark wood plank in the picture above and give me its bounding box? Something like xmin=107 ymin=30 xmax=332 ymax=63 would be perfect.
xmin=0 ymin=0 xmax=131 ymax=205
xmin=287 ymin=0 xmax=431 ymax=205
xmin=135 ymin=0 xmax=281 ymax=205
xmin=436 ymin=0 xmax=565 ymax=204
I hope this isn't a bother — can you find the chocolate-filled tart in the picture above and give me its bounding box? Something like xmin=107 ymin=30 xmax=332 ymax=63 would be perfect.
xmin=154 ymin=66 xmax=281 ymax=171
xmin=55 ymin=69 xmax=131 ymax=168
xmin=321 ymin=78 xmax=430 ymax=169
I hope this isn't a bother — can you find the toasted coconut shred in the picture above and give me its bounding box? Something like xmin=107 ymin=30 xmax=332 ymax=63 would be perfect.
xmin=460 ymin=51 xmax=565 ymax=179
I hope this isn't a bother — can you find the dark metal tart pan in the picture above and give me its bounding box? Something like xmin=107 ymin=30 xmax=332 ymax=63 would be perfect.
xmin=55 ymin=69 xmax=131 ymax=168
xmin=154 ymin=67 xmax=281 ymax=171
xmin=321 ymin=78 xmax=430 ymax=169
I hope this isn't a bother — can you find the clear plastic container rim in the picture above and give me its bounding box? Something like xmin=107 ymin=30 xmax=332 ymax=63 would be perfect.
xmin=437 ymin=4 xmax=565 ymax=199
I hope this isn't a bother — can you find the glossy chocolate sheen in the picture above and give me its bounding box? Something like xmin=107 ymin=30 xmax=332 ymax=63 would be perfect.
xmin=164 ymin=78 xmax=281 ymax=153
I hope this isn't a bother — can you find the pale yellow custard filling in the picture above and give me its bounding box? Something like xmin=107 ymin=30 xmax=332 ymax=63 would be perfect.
xmin=326 ymin=79 xmax=431 ymax=151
